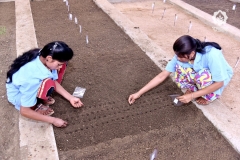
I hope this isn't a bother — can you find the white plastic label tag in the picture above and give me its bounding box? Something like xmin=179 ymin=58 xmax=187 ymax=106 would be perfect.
xmin=69 ymin=13 xmax=72 ymax=20
xmin=232 ymin=4 xmax=236 ymax=10
xmin=75 ymin=17 xmax=78 ymax=24
xmin=174 ymin=98 xmax=178 ymax=104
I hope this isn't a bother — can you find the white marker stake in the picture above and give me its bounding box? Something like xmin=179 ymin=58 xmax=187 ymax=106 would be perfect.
xmin=150 ymin=149 xmax=158 ymax=160
xmin=79 ymin=25 xmax=82 ymax=33
xmin=187 ymin=21 xmax=192 ymax=33
xmin=66 ymin=0 xmax=68 ymax=6
xmin=174 ymin=14 xmax=177 ymax=26
xmin=152 ymin=2 xmax=155 ymax=14
xmin=69 ymin=13 xmax=72 ymax=20
xmin=232 ymin=4 xmax=236 ymax=10
xmin=204 ymin=36 xmax=207 ymax=42
xmin=161 ymin=8 xmax=166 ymax=19
xmin=75 ymin=17 xmax=78 ymax=24
xmin=234 ymin=57 xmax=239 ymax=68
xmin=63 ymin=0 xmax=66 ymax=2
xmin=163 ymin=0 xmax=166 ymax=3
xmin=86 ymin=35 xmax=89 ymax=44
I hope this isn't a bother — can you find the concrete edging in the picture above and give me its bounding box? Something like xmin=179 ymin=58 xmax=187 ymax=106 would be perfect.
xmin=94 ymin=0 xmax=240 ymax=154
xmin=15 ymin=0 xmax=59 ymax=159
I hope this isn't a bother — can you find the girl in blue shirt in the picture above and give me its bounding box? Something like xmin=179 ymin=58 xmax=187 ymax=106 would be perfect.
xmin=128 ymin=35 xmax=233 ymax=105
xmin=6 ymin=41 xmax=83 ymax=127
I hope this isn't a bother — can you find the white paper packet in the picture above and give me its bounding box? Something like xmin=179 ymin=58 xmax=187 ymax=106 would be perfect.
xmin=72 ymin=87 xmax=86 ymax=98
xmin=169 ymin=94 xmax=184 ymax=106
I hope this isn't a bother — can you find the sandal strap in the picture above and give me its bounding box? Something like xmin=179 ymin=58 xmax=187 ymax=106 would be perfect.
xmin=35 ymin=104 xmax=43 ymax=112
xmin=35 ymin=104 xmax=50 ymax=111
xmin=34 ymin=104 xmax=54 ymax=116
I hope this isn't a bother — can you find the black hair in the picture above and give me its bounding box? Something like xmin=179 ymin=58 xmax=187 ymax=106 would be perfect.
xmin=6 ymin=41 xmax=73 ymax=83
xmin=173 ymin=35 xmax=221 ymax=57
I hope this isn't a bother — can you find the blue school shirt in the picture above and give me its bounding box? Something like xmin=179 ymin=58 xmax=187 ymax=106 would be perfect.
xmin=6 ymin=56 xmax=58 ymax=110
xmin=165 ymin=46 xmax=233 ymax=95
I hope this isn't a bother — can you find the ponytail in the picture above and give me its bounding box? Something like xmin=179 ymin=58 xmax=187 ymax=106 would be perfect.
xmin=6 ymin=41 xmax=73 ymax=84
xmin=173 ymin=35 xmax=222 ymax=57
xmin=195 ymin=39 xmax=221 ymax=54
xmin=6 ymin=49 xmax=40 ymax=83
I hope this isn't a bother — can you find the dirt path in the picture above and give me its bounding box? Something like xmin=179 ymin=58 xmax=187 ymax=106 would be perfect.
xmin=29 ymin=0 xmax=240 ymax=159
xmin=0 ymin=2 xmax=20 ymax=160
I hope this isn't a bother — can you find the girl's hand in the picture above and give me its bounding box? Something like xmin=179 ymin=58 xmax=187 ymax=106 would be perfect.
xmin=177 ymin=93 xmax=192 ymax=103
xmin=52 ymin=117 xmax=68 ymax=127
xmin=69 ymin=96 xmax=84 ymax=108
xmin=128 ymin=93 xmax=141 ymax=105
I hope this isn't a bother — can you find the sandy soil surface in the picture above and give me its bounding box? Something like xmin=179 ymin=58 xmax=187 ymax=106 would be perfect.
xmin=0 ymin=2 xmax=20 ymax=160
xmin=113 ymin=0 xmax=240 ymax=116
xmin=29 ymin=0 xmax=240 ymax=159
